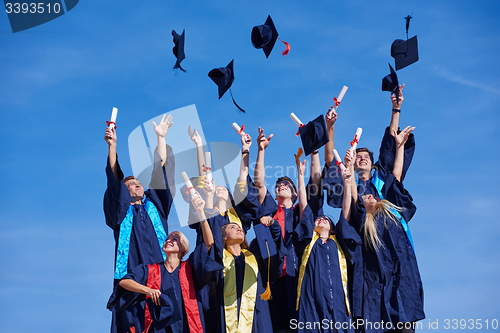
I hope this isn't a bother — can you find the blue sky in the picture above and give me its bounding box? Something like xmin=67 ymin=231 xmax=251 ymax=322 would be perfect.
xmin=1 ymin=0 xmax=499 ymax=332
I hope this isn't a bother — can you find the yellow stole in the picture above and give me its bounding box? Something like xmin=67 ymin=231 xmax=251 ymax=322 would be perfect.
xmin=222 ymin=207 xmax=243 ymax=229
xmin=296 ymin=234 xmax=350 ymax=315
xmin=223 ymin=249 xmax=259 ymax=333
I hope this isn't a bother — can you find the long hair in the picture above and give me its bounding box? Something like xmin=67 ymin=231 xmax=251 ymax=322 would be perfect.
xmin=363 ymin=200 xmax=405 ymax=251
xmin=214 ymin=185 xmax=235 ymax=212
xmin=221 ymin=223 xmax=248 ymax=250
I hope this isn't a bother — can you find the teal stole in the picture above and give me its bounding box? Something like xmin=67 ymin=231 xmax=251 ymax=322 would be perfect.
xmin=365 ymin=171 xmax=414 ymax=249
xmin=114 ymin=198 xmax=167 ymax=279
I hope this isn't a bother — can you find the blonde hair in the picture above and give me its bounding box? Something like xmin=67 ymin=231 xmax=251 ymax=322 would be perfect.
xmin=169 ymin=231 xmax=190 ymax=258
xmin=363 ymin=200 xmax=404 ymax=251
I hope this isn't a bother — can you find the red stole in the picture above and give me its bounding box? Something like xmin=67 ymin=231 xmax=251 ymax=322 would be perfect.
xmin=144 ymin=263 xmax=161 ymax=333
xmin=144 ymin=262 xmax=204 ymax=333
xmin=179 ymin=261 xmax=204 ymax=333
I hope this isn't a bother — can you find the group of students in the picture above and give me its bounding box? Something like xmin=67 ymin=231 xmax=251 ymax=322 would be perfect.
xmin=102 ymin=85 xmax=425 ymax=333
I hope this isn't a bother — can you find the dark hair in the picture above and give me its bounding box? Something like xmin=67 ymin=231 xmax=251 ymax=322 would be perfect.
xmin=355 ymin=148 xmax=374 ymax=165
xmin=123 ymin=176 xmax=138 ymax=184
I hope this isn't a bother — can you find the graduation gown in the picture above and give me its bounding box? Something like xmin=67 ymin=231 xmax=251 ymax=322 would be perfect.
xmin=351 ymin=174 xmax=424 ymax=332
xmin=107 ymin=259 xmax=205 ymax=333
xmin=104 ymin=151 xmax=175 ymax=333
xmin=323 ymin=127 xmax=415 ymax=208
xmin=193 ymin=219 xmax=283 ymax=333
xmin=293 ymin=206 xmax=354 ymax=333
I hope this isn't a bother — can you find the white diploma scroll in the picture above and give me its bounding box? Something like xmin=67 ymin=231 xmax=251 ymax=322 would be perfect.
xmin=289 ymin=113 xmax=304 ymax=126
xmin=332 ymin=86 xmax=348 ymax=112
xmin=232 ymin=122 xmax=245 ymax=135
xmin=332 ymin=149 xmax=346 ymax=171
xmin=204 ymin=152 xmax=213 ymax=189
xmin=181 ymin=171 xmax=198 ymax=198
xmin=109 ymin=107 xmax=118 ymax=129
xmin=350 ymin=127 xmax=363 ymax=151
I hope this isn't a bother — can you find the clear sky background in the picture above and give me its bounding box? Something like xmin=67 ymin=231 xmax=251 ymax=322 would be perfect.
xmin=1 ymin=1 xmax=499 ymax=332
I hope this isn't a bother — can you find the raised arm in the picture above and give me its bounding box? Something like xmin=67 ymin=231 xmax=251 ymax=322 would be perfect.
xmin=296 ymin=156 xmax=307 ymax=220
xmin=187 ymin=126 xmax=206 ymax=176
xmin=192 ymin=193 xmax=213 ymax=250
xmin=341 ymin=163 xmax=353 ymax=221
xmin=392 ymin=126 xmax=415 ymax=182
xmin=254 ymin=127 xmax=274 ymax=204
xmin=344 ymin=148 xmax=358 ymax=203
xmin=104 ymin=127 xmax=118 ymax=178
xmin=324 ymin=109 xmax=337 ymax=167
xmin=238 ymin=133 xmax=252 ymax=183
xmin=389 ymin=84 xmax=405 ymax=136
xmin=152 ymin=114 xmax=173 ymax=166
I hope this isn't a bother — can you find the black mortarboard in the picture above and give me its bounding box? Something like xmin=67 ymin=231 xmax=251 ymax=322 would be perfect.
xmin=208 ymin=60 xmax=245 ymax=112
xmin=251 ymin=15 xmax=279 ymax=58
xmin=252 ymin=223 xmax=278 ymax=259
xmin=382 ymin=63 xmax=399 ymax=91
xmin=298 ymin=114 xmax=329 ymax=156
xmin=172 ymin=29 xmax=186 ymax=72
xmin=208 ymin=60 xmax=234 ymax=99
xmin=391 ymin=36 xmax=419 ymax=70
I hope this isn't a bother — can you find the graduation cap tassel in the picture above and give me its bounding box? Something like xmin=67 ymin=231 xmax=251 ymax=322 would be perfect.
xmin=278 ymin=37 xmax=290 ymax=56
xmin=229 ymin=89 xmax=246 ymax=113
xmin=404 ymin=15 xmax=412 ymax=40
xmin=259 ymin=241 xmax=272 ymax=301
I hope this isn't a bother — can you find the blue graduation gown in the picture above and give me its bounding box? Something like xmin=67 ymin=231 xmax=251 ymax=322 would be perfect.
xmin=107 ymin=259 xmax=205 ymax=333
xmin=293 ymin=206 xmax=354 ymax=333
xmin=193 ymin=219 xmax=283 ymax=333
xmin=351 ymin=174 xmax=424 ymax=332
xmin=323 ymin=127 xmax=415 ymax=208
xmin=104 ymin=152 xmax=174 ymax=333
xmin=104 ymin=153 xmax=174 ymax=276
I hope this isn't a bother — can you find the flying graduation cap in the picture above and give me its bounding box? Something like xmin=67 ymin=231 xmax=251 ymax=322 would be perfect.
xmin=391 ymin=15 xmax=419 ymax=70
xmin=298 ymin=114 xmax=329 ymax=156
xmin=172 ymin=29 xmax=186 ymax=72
xmin=251 ymin=15 xmax=290 ymax=57
xmin=208 ymin=60 xmax=245 ymax=113
xmin=381 ymin=63 xmax=401 ymax=103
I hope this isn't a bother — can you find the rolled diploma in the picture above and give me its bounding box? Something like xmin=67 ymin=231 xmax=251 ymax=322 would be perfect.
xmin=350 ymin=127 xmax=363 ymax=150
xmin=181 ymin=172 xmax=198 ymax=197
xmin=109 ymin=107 xmax=118 ymax=129
xmin=204 ymin=152 xmax=213 ymax=189
xmin=290 ymin=113 xmax=303 ymax=126
xmin=332 ymin=86 xmax=348 ymax=111
xmin=232 ymin=122 xmax=245 ymax=135
xmin=332 ymin=149 xmax=346 ymax=171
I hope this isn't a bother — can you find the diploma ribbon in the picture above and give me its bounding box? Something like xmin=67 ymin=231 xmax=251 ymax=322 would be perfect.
xmin=185 ymin=186 xmax=195 ymax=195
xmin=295 ymin=124 xmax=305 ymax=137
xmin=350 ymin=137 xmax=359 ymax=147
xmin=333 ymin=97 xmax=341 ymax=106
xmin=105 ymin=121 xmax=117 ymax=128
xmin=238 ymin=125 xmax=246 ymax=135
xmin=202 ymin=165 xmax=212 ymax=172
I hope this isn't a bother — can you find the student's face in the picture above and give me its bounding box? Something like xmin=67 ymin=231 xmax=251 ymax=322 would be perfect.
xmin=125 ymin=179 xmax=144 ymax=198
xmin=361 ymin=194 xmax=378 ymax=212
xmin=314 ymin=216 xmax=332 ymax=233
xmin=224 ymin=223 xmax=244 ymax=242
xmin=275 ymin=181 xmax=294 ymax=199
xmin=354 ymin=152 xmax=372 ymax=172
xmin=215 ymin=186 xmax=229 ymax=201
xmin=163 ymin=233 xmax=182 ymax=255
